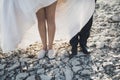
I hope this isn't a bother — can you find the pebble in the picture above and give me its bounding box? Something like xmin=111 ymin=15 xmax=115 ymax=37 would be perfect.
xmin=72 ymin=66 xmax=83 ymax=73
xmin=0 ymin=64 xmax=6 ymax=70
xmin=63 ymin=66 xmax=73 ymax=80
xmin=16 ymin=73 xmax=29 ymax=80
xmin=110 ymin=14 xmax=120 ymax=22
xmin=40 ymin=74 xmax=52 ymax=80
xmin=7 ymin=62 xmax=20 ymax=71
xmin=26 ymin=75 xmax=35 ymax=80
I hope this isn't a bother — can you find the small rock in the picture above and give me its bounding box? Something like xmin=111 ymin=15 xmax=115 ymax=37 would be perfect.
xmin=110 ymin=42 xmax=120 ymax=49
xmin=109 ymin=14 xmax=120 ymax=22
xmin=29 ymin=71 xmax=36 ymax=75
xmin=16 ymin=73 xmax=29 ymax=80
xmin=81 ymin=70 xmax=91 ymax=75
xmin=0 ymin=70 xmax=4 ymax=76
xmin=20 ymin=58 xmax=31 ymax=62
xmin=37 ymin=68 xmax=45 ymax=74
xmin=112 ymin=73 xmax=120 ymax=80
xmin=95 ymin=3 xmax=100 ymax=9
xmin=26 ymin=75 xmax=35 ymax=80
xmin=40 ymin=74 xmax=52 ymax=80
xmin=20 ymin=54 xmax=28 ymax=58
xmin=72 ymin=66 xmax=83 ymax=73
xmin=63 ymin=66 xmax=73 ymax=80
xmin=103 ymin=62 xmax=113 ymax=67
xmin=104 ymin=64 xmax=115 ymax=76
xmin=7 ymin=62 xmax=20 ymax=71
xmin=0 ymin=64 xmax=6 ymax=70
xmin=70 ymin=59 xmax=80 ymax=66
xmin=96 ymin=42 xmax=105 ymax=48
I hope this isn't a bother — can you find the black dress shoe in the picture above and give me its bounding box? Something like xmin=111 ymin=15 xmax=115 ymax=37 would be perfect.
xmin=69 ymin=35 xmax=78 ymax=58
xmin=80 ymin=44 xmax=90 ymax=54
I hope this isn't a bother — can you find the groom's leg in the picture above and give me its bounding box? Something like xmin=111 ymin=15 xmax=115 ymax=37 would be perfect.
xmin=78 ymin=16 xmax=93 ymax=54
xmin=69 ymin=34 xmax=78 ymax=54
xmin=70 ymin=16 xmax=93 ymax=56
xmin=79 ymin=16 xmax=93 ymax=46
xmin=69 ymin=0 xmax=96 ymax=56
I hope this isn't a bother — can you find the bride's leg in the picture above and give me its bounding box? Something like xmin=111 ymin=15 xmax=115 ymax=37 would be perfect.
xmin=45 ymin=1 xmax=57 ymax=49
xmin=36 ymin=8 xmax=47 ymax=50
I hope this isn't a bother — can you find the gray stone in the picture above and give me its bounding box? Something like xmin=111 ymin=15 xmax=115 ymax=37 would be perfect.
xmin=29 ymin=71 xmax=36 ymax=75
xmin=63 ymin=66 xmax=73 ymax=80
xmin=40 ymin=74 xmax=52 ymax=80
xmin=55 ymin=72 xmax=65 ymax=80
xmin=7 ymin=62 xmax=20 ymax=71
xmin=71 ymin=59 xmax=80 ymax=66
xmin=37 ymin=68 xmax=45 ymax=74
xmin=16 ymin=73 xmax=29 ymax=80
xmin=0 ymin=59 xmax=6 ymax=63
xmin=0 ymin=64 xmax=6 ymax=70
xmin=72 ymin=66 xmax=83 ymax=73
xmin=20 ymin=58 xmax=30 ymax=62
xmin=62 ymin=57 xmax=69 ymax=63
xmin=81 ymin=70 xmax=91 ymax=75
xmin=0 ymin=70 xmax=4 ymax=76
xmin=26 ymin=75 xmax=35 ymax=80
xmin=112 ymin=73 xmax=120 ymax=80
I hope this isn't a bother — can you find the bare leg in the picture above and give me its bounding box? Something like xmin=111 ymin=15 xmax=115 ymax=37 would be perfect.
xmin=45 ymin=2 xmax=57 ymax=49
xmin=36 ymin=8 xmax=47 ymax=50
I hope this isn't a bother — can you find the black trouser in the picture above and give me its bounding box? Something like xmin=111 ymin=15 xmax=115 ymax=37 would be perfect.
xmin=78 ymin=16 xmax=93 ymax=46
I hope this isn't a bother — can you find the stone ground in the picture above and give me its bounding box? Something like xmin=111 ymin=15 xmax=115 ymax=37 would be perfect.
xmin=0 ymin=0 xmax=120 ymax=80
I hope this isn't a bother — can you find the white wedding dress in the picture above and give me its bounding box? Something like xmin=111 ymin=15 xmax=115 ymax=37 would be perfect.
xmin=0 ymin=0 xmax=95 ymax=53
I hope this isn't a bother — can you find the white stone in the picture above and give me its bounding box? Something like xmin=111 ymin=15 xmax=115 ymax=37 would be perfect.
xmin=92 ymin=36 xmax=100 ymax=42
xmin=111 ymin=14 xmax=120 ymax=22
xmin=103 ymin=62 xmax=113 ymax=66
xmin=111 ymin=42 xmax=120 ymax=48
xmin=92 ymin=65 xmax=98 ymax=72
xmin=88 ymin=42 xmax=96 ymax=47
xmin=96 ymin=42 xmax=105 ymax=48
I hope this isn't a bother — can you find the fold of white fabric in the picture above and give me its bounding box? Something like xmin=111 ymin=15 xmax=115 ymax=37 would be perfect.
xmin=0 ymin=0 xmax=95 ymax=53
